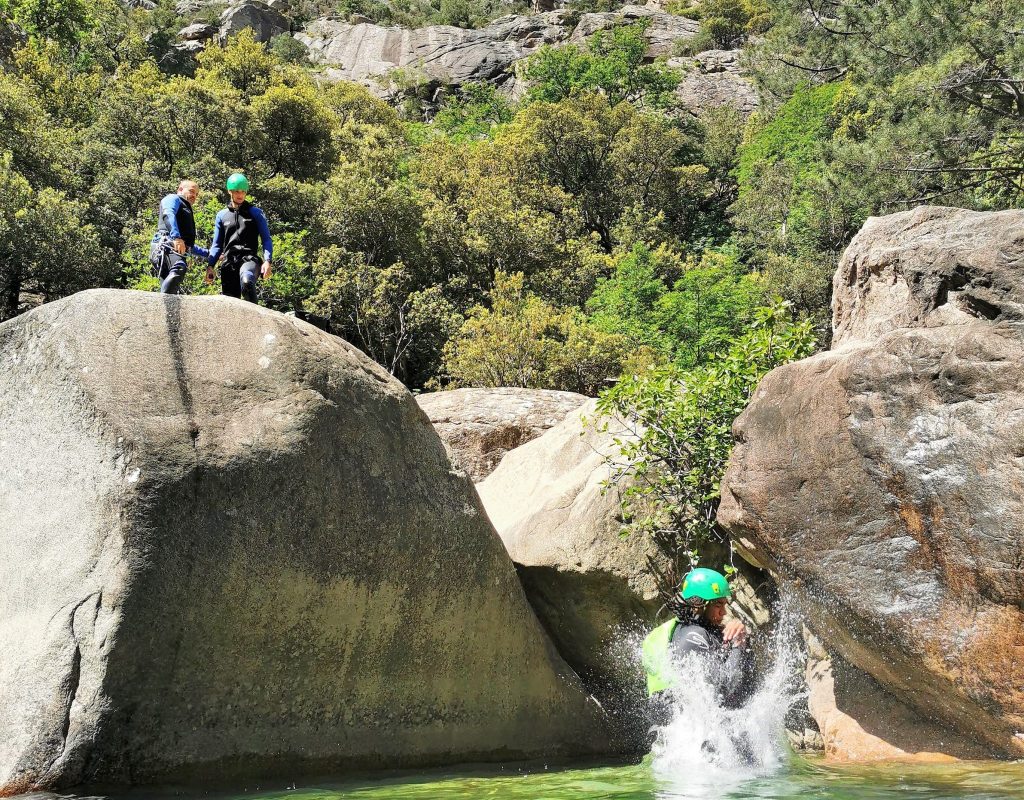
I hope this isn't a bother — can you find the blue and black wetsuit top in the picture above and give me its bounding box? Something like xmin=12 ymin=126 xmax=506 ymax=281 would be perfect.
xmin=208 ymin=201 xmax=272 ymax=266
xmin=153 ymin=193 xmax=208 ymax=258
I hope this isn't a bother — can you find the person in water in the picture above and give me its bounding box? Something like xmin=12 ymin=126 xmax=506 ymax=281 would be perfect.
xmin=642 ymin=567 xmax=756 ymax=721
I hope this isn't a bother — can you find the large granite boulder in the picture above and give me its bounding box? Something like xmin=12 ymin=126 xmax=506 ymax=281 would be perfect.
xmin=0 ymin=290 xmax=610 ymax=795
xmin=719 ymin=206 xmax=1024 ymax=759
xmin=669 ymin=49 xmax=758 ymax=117
xmin=220 ymin=0 xmax=290 ymax=42
xmin=416 ymin=388 xmax=588 ymax=482
xmin=567 ymin=5 xmax=699 ymax=56
xmin=297 ymin=6 xmax=698 ymax=93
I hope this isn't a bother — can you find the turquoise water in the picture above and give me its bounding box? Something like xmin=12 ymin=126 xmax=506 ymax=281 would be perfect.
xmin=65 ymin=757 xmax=1021 ymax=800
xmin=219 ymin=758 xmax=1024 ymax=800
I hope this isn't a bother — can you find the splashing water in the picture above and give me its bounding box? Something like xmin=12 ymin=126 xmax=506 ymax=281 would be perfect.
xmin=649 ymin=611 xmax=805 ymax=799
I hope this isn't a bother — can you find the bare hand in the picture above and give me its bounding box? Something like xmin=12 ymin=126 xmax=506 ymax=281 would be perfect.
xmin=722 ymin=619 xmax=747 ymax=648
xmin=205 ymin=267 xmax=215 ymax=286
xmin=173 ymin=238 xmax=186 ymax=255
xmin=261 ymin=260 xmax=272 ymax=279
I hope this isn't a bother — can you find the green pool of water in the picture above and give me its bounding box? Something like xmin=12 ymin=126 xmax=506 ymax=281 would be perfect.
xmin=58 ymin=756 xmax=1024 ymax=800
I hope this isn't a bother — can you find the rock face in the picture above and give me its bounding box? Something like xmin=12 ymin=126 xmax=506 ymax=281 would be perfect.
xmin=220 ymin=0 xmax=289 ymax=42
xmin=298 ymin=5 xmax=698 ymax=93
xmin=416 ymin=388 xmax=588 ymax=482
xmin=670 ymin=49 xmax=758 ymax=117
xmin=0 ymin=290 xmax=610 ymax=794
xmin=719 ymin=206 xmax=1024 ymax=759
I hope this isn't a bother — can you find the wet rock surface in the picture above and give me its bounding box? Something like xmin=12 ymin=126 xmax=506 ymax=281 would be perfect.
xmin=0 ymin=290 xmax=611 ymax=794
xmin=719 ymin=206 xmax=1024 ymax=759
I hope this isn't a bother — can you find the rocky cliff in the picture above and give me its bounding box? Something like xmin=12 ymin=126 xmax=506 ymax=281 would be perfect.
xmin=719 ymin=207 xmax=1024 ymax=760
xmin=0 ymin=290 xmax=610 ymax=794
xmin=175 ymin=0 xmax=757 ymax=116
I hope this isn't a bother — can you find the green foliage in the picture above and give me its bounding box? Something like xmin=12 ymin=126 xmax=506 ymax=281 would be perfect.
xmin=522 ymin=21 xmax=680 ymax=109
xmin=595 ymin=300 xmax=816 ymax=591
xmin=434 ymin=83 xmax=513 ymax=139
xmin=587 ymin=243 xmax=767 ymax=368
xmin=442 ymin=271 xmax=631 ymax=395
xmin=308 ymin=248 xmax=461 ymax=385
xmin=0 ymin=156 xmax=115 ymax=320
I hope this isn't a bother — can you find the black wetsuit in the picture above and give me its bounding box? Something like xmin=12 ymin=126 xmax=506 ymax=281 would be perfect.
xmin=668 ymin=621 xmax=755 ymax=709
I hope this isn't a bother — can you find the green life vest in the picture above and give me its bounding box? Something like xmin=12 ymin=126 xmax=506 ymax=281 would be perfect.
xmin=641 ymin=618 xmax=679 ymax=696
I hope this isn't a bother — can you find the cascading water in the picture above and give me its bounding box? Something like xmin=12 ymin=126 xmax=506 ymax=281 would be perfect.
xmin=648 ymin=611 xmax=805 ymax=799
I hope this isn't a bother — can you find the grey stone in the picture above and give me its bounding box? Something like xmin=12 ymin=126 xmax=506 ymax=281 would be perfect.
xmin=416 ymin=387 xmax=588 ymax=482
xmin=178 ymin=22 xmax=218 ymax=40
xmin=719 ymin=206 xmax=1024 ymax=760
xmin=669 ymin=49 xmax=758 ymax=117
xmin=299 ymin=6 xmax=697 ymax=92
xmin=569 ymin=5 xmax=698 ymax=57
xmin=220 ymin=0 xmax=290 ymax=43
xmin=0 ymin=290 xmax=612 ymax=795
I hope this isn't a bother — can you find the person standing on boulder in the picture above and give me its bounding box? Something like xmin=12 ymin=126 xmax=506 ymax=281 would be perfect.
xmin=207 ymin=173 xmax=273 ymax=303
xmin=642 ymin=567 xmax=755 ymax=717
xmin=150 ymin=180 xmax=210 ymax=294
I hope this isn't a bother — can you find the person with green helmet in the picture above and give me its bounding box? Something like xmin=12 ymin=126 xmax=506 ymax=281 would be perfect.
xmin=642 ymin=567 xmax=754 ymax=715
xmin=207 ymin=173 xmax=273 ymax=303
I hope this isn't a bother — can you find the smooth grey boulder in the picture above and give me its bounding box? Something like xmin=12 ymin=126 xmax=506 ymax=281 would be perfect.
xmin=178 ymin=22 xmax=218 ymax=40
xmin=0 ymin=290 xmax=610 ymax=795
xmin=670 ymin=49 xmax=758 ymax=117
xmin=220 ymin=0 xmax=289 ymax=42
xmin=416 ymin=387 xmax=588 ymax=482
xmin=298 ymin=15 xmax=561 ymax=90
xmin=719 ymin=206 xmax=1024 ymax=760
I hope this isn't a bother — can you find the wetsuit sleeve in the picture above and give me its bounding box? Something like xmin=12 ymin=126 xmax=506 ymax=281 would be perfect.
xmin=189 ymin=244 xmax=210 ymax=259
xmin=161 ymin=195 xmax=183 ymax=240
xmin=670 ymin=626 xmax=716 ymax=656
xmin=208 ymin=212 xmax=224 ymax=265
xmin=253 ymin=207 xmax=273 ymax=262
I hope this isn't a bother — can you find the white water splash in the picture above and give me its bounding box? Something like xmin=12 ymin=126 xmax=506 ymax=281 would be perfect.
xmin=650 ymin=614 xmax=805 ymax=799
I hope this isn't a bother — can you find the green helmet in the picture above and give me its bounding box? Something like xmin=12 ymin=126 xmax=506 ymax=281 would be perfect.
xmin=226 ymin=172 xmax=250 ymax=191
xmin=680 ymin=567 xmax=730 ymax=601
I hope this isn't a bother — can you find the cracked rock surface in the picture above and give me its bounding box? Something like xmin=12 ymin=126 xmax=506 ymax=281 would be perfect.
xmin=718 ymin=206 xmax=1024 ymax=760
xmin=0 ymin=290 xmax=611 ymax=794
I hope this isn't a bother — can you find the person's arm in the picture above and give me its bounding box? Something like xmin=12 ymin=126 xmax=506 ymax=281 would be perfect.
xmin=161 ymin=195 xmax=186 ymax=254
xmin=718 ymin=645 xmax=754 ymax=707
xmin=253 ymin=207 xmax=273 ymax=278
xmin=208 ymin=212 xmax=224 ymax=266
xmin=189 ymin=244 xmax=209 ymax=259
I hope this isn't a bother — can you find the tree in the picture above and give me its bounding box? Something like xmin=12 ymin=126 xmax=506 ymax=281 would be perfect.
xmin=0 ymin=157 xmax=116 ymax=320
xmin=522 ymin=21 xmax=680 ymax=109
xmin=595 ymin=300 xmax=816 ymax=595
xmin=442 ymin=271 xmax=631 ymax=395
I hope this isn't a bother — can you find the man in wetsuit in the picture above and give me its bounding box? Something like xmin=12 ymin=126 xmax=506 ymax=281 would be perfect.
xmin=150 ymin=180 xmax=210 ymax=294
xmin=207 ymin=173 xmax=273 ymax=303
xmin=642 ymin=567 xmax=755 ymax=718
